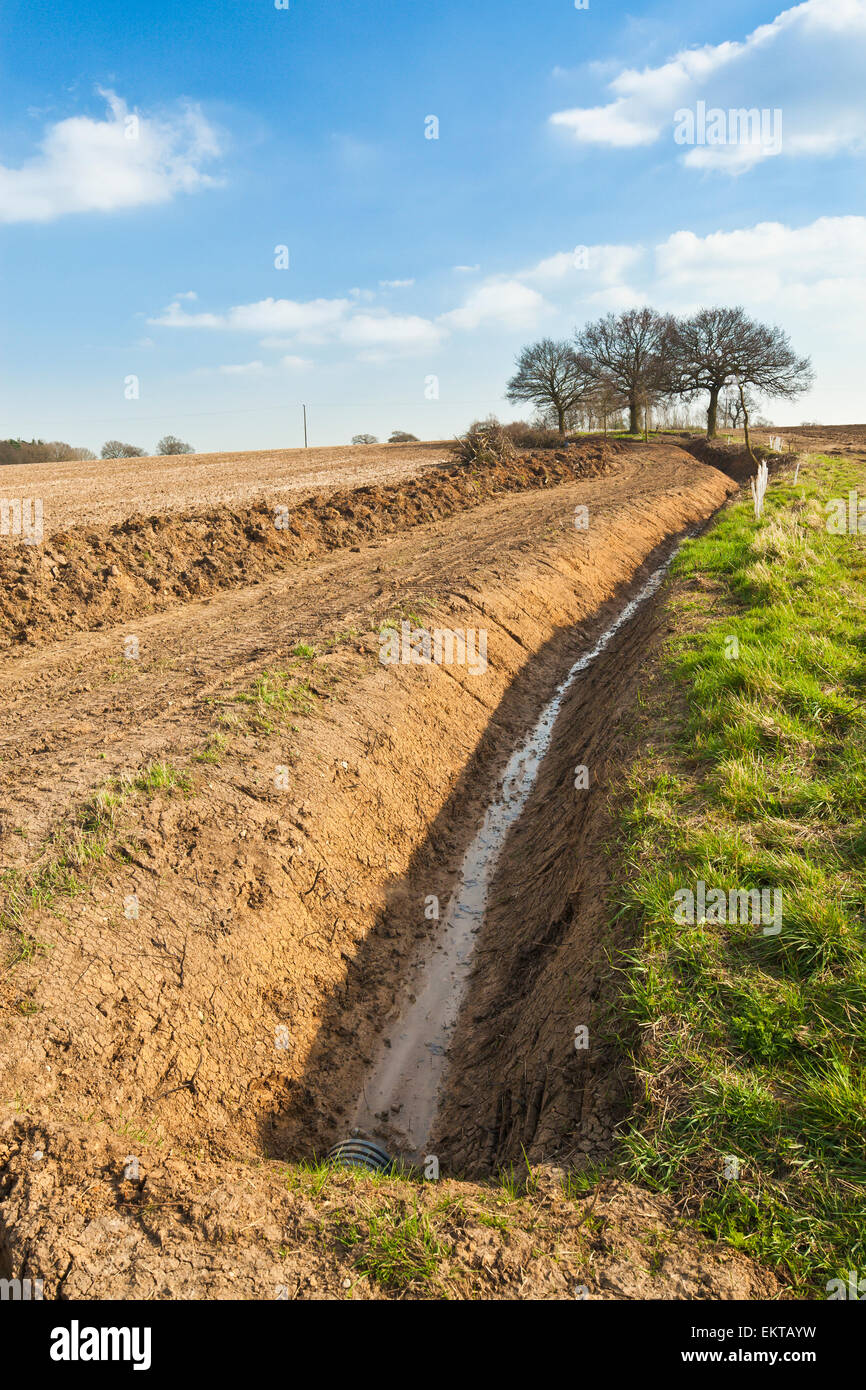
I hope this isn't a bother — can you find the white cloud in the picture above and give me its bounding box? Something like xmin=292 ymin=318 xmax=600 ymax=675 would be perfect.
xmin=0 ymin=90 xmax=222 ymax=223
xmin=340 ymin=312 xmax=444 ymax=353
xmin=228 ymin=298 xmax=350 ymax=336
xmin=439 ymin=279 xmax=547 ymax=331
xmin=150 ymin=296 xmax=353 ymax=339
xmin=506 ymin=215 xmax=866 ymax=329
xmin=218 ymin=361 xmax=266 ymax=376
xmin=202 ymin=356 xmax=310 ymax=377
xmin=551 ymin=103 xmax=658 ymax=147
xmin=453 ymin=264 xmax=480 ymax=273
xmin=150 ymin=301 xmax=225 ymax=329
xmin=379 ymin=278 xmax=415 ymax=288
xmin=522 ymin=243 xmax=645 ymax=287
xmin=549 ymin=0 xmax=866 ymax=173
xmin=440 ymin=250 xmax=651 ymax=327
xmin=652 ymin=216 xmax=866 ymax=315
xmin=150 ymin=292 xmax=443 ymax=361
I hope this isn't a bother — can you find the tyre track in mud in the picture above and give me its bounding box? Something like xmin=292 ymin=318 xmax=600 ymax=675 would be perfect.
xmin=0 ymin=444 xmax=699 ymax=856
xmin=0 ymin=438 xmax=620 ymax=652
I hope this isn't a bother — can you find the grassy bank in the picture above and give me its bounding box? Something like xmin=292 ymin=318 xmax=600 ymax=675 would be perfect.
xmin=617 ymin=453 xmax=866 ymax=1295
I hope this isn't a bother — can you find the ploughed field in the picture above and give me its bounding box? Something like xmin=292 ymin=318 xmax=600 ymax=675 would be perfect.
xmin=0 ymin=439 xmax=452 ymax=531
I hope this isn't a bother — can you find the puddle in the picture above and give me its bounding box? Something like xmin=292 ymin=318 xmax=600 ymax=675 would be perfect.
xmin=351 ymin=545 xmax=682 ymax=1161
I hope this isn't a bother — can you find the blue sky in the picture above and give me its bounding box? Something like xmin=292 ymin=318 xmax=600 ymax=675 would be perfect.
xmin=1 ymin=0 xmax=863 ymax=453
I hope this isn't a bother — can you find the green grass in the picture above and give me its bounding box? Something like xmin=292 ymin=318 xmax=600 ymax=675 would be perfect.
xmin=617 ymin=455 xmax=866 ymax=1295
xmin=283 ymin=1156 xmax=334 ymax=1198
xmin=497 ymin=1151 xmax=540 ymax=1201
xmin=1 ymin=762 xmax=191 ymax=966
xmin=231 ymin=669 xmax=318 ymax=732
xmin=191 ymin=733 xmax=229 ymax=765
xmin=337 ymin=1205 xmax=449 ymax=1292
xmin=129 ymin=761 xmax=191 ymax=795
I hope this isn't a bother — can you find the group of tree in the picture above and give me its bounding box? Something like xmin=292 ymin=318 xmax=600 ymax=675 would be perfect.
xmin=0 ymin=438 xmax=97 ymax=467
xmin=351 ymin=430 xmax=419 ymax=445
xmin=506 ymin=306 xmax=813 ymax=445
xmin=1 ymin=435 xmax=197 ymax=467
xmin=101 ymin=435 xmax=194 ymax=458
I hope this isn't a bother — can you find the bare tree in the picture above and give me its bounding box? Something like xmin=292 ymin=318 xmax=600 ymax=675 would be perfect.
xmin=669 ymin=306 xmax=752 ymax=438
xmin=101 ymin=440 xmax=146 ymax=458
xmin=718 ymin=384 xmax=742 ymax=431
xmin=732 ymin=377 xmax=760 ymax=462
xmin=156 ymin=434 xmax=194 ymax=455
xmin=576 ymin=308 xmax=675 ymax=435
xmin=388 ymin=431 xmax=419 ymax=443
xmin=670 ymin=306 xmax=813 ymax=439
xmin=729 ymin=318 xmax=814 ymax=409
xmin=585 ymin=375 xmax=628 ymax=435
xmin=351 ymin=433 xmax=378 ymax=445
xmin=1 ymin=438 xmax=95 ymax=465
xmin=728 ymin=321 xmax=812 ymax=462
xmin=506 ymin=338 xmax=593 ymax=436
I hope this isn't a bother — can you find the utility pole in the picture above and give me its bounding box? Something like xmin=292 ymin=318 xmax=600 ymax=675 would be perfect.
xmin=302 ymin=404 xmax=308 ymax=448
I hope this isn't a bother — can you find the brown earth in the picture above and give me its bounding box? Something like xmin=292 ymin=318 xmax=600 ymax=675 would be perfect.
xmin=749 ymin=423 xmax=866 ymax=453
xmin=0 ymin=437 xmax=619 ymax=651
xmin=0 ymin=1117 xmax=779 ymax=1300
xmin=0 ymin=435 xmax=795 ymax=1298
xmin=0 ymin=439 xmax=452 ymax=532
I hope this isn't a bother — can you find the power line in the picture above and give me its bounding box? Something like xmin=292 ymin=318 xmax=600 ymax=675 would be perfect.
xmin=3 ymin=396 xmax=508 ymax=428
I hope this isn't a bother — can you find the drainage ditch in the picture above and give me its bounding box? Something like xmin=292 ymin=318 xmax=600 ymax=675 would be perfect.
xmin=340 ymin=534 xmax=692 ymax=1172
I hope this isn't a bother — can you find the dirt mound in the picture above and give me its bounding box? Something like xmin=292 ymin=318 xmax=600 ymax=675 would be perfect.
xmin=0 ymin=439 xmax=453 ymax=532
xmin=683 ymin=437 xmax=785 ymax=483
xmin=0 ymin=439 xmax=622 ymax=652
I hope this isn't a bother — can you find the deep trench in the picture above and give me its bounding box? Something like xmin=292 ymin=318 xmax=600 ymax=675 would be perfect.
xmin=282 ymin=448 xmax=754 ymax=1175
xmin=336 ymin=527 xmax=702 ymax=1174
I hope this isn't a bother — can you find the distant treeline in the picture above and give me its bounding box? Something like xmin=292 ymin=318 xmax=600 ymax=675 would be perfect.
xmin=0 ymin=438 xmax=97 ymax=466
xmin=1 ymin=435 xmax=194 ymax=466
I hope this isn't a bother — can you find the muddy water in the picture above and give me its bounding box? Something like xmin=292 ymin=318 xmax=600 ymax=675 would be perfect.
xmin=352 ymin=547 xmax=682 ymax=1162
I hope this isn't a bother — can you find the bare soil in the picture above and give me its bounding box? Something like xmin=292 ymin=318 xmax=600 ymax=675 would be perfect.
xmin=0 ymin=437 xmax=619 ymax=651
xmin=0 ymin=434 xmax=801 ymax=1298
xmin=0 ymin=439 xmax=452 ymax=531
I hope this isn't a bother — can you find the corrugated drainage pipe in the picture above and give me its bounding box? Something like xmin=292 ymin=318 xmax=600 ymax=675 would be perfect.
xmin=327 ymin=1138 xmax=392 ymax=1174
